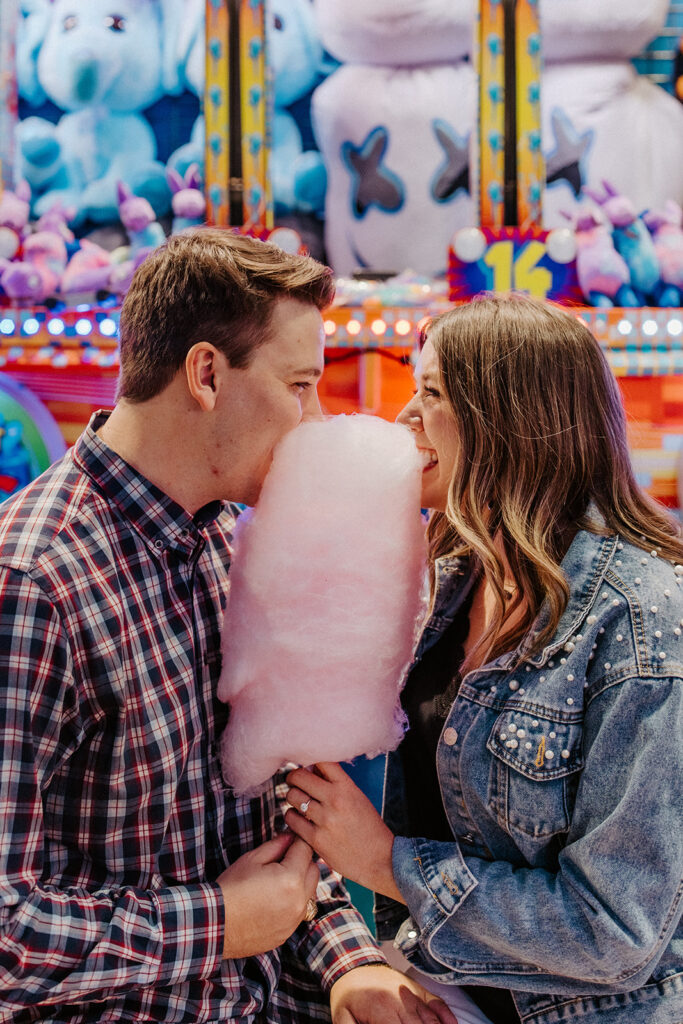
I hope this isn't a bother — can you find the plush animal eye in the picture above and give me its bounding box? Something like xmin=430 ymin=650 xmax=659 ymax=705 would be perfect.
xmin=104 ymin=14 xmax=127 ymax=32
xmin=62 ymin=14 xmax=78 ymax=31
xmin=273 ymin=14 xmax=284 ymax=30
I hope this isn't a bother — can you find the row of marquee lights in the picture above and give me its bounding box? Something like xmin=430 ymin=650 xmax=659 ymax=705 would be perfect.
xmin=1 ymin=311 xmax=683 ymax=343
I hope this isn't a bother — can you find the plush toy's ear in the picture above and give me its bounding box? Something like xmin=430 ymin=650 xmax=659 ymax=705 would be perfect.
xmin=16 ymin=0 xmax=51 ymax=106
xmin=159 ymin=0 xmax=185 ymax=95
xmin=14 ymin=180 xmax=32 ymax=204
xmin=166 ymin=167 xmax=184 ymax=194
xmin=175 ymin=0 xmax=203 ymax=90
xmin=185 ymin=162 xmax=201 ymax=189
xmin=116 ymin=181 xmax=132 ymax=205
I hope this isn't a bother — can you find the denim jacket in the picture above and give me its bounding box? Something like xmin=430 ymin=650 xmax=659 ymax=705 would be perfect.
xmin=376 ymin=523 xmax=683 ymax=1024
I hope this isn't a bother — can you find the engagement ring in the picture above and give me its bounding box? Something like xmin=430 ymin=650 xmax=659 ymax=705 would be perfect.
xmin=303 ymin=898 xmax=317 ymax=922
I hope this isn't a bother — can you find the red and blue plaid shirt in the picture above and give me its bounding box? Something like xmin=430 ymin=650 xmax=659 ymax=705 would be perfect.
xmin=0 ymin=412 xmax=385 ymax=1022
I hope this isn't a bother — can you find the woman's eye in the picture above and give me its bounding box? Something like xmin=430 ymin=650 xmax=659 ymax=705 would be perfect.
xmin=105 ymin=14 xmax=127 ymax=31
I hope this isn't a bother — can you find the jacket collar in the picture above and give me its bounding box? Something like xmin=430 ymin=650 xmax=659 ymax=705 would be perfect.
xmin=430 ymin=514 xmax=619 ymax=669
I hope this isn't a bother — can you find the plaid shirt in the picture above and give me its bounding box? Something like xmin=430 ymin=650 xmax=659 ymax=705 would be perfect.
xmin=0 ymin=413 xmax=385 ymax=1023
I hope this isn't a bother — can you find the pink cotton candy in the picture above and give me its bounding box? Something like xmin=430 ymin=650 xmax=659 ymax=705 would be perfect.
xmin=217 ymin=413 xmax=427 ymax=795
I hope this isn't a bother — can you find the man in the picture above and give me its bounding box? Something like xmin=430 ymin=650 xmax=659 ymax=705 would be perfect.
xmin=0 ymin=229 xmax=455 ymax=1023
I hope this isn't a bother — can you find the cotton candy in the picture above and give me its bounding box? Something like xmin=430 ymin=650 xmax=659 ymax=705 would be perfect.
xmin=217 ymin=414 xmax=427 ymax=795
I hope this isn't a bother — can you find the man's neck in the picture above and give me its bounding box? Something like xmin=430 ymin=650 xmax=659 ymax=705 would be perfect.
xmin=97 ymin=396 xmax=212 ymax=514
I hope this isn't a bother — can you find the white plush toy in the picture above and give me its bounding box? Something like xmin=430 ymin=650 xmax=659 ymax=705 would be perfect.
xmin=312 ymin=0 xmax=683 ymax=276
xmin=312 ymin=0 xmax=475 ymax=276
xmin=217 ymin=414 xmax=427 ymax=796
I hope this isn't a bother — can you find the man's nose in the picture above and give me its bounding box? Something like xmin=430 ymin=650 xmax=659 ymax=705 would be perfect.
xmin=302 ymin=389 xmax=324 ymax=422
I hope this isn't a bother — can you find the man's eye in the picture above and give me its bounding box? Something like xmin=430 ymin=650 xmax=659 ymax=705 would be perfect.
xmin=105 ymin=14 xmax=127 ymax=31
xmin=293 ymin=382 xmax=311 ymax=393
xmin=63 ymin=14 xmax=78 ymax=30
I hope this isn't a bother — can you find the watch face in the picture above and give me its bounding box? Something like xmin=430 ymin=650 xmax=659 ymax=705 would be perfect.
xmin=0 ymin=373 xmax=66 ymax=500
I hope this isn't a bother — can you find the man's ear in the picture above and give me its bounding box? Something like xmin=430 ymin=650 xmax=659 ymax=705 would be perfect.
xmin=185 ymin=342 xmax=221 ymax=410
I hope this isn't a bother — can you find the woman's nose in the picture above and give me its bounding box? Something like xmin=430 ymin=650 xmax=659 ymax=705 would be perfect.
xmin=396 ymin=402 xmax=421 ymax=430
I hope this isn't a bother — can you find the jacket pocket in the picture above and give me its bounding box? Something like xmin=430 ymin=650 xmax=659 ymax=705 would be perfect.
xmin=486 ymin=710 xmax=584 ymax=838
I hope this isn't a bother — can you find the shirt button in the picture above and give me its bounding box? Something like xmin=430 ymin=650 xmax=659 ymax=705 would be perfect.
xmin=154 ymin=538 xmax=164 ymax=549
xmin=443 ymin=727 xmax=458 ymax=746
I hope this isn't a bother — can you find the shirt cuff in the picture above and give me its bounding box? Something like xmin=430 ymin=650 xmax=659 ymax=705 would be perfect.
xmin=153 ymin=882 xmax=225 ymax=987
xmin=392 ymin=835 xmax=478 ymax=938
xmin=294 ymin=905 xmax=389 ymax=992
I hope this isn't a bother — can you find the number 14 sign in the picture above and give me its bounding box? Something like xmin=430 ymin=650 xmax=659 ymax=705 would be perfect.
xmin=448 ymin=225 xmax=584 ymax=303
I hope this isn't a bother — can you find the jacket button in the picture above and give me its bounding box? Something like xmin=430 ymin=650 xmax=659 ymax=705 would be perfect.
xmin=443 ymin=727 xmax=458 ymax=745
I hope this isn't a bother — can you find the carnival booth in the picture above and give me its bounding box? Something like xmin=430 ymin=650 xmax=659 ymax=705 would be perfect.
xmin=0 ymin=0 xmax=682 ymax=501
xmin=0 ymin=0 xmax=682 ymax=931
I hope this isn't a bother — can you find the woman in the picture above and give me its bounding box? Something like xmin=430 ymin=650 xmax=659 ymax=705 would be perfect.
xmin=285 ymin=293 xmax=683 ymax=1024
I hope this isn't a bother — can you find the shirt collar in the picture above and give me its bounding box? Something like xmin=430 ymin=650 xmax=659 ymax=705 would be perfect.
xmin=73 ymin=411 xmax=226 ymax=559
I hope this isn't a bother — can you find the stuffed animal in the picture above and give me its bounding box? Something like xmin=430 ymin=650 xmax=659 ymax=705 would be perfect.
xmin=167 ymin=163 xmax=206 ymax=232
xmin=217 ymin=414 xmax=426 ymax=796
xmin=268 ymin=0 xmax=329 ymax=216
xmin=16 ymin=0 xmax=183 ymax=226
xmin=643 ymin=200 xmax=683 ymax=307
xmin=0 ymin=230 xmax=68 ymax=305
xmin=35 ymin=202 xmax=77 ymax=249
xmin=167 ymin=0 xmax=329 ymax=219
xmin=312 ymin=0 xmax=683 ymax=277
xmin=116 ymin=182 xmax=166 ymax=258
xmin=166 ymin=0 xmax=204 ymax=177
xmin=0 ymin=181 xmax=32 ymax=262
xmin=564 ymin=202 xmax=636 ymax=307
xmin=586 ymin=180 xmax=661 ymax=303
xmin=59 ymin=237 xmax=114 ymax=305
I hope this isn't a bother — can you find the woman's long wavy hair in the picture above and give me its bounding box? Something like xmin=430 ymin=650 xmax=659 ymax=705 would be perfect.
xmin=425 ymin=292 xmax=683 ymax=669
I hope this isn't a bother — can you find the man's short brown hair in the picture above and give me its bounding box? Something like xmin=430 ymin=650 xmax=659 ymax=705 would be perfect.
xmin=117 ymin=228 xmax=335 ymax=402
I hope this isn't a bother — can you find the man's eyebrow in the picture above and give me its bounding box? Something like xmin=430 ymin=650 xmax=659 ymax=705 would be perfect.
xmin=291 ymin=366 xmax=323 ymax=378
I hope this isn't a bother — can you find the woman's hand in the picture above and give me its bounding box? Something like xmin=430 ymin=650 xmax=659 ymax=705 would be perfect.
xmin=285 ymin=762 xmax=404 ymax=903
xmin=330 ymin=965 xmax=458 ymax=1024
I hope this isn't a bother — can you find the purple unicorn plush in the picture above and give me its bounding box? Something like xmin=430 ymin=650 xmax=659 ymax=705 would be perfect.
xmin=167 ymin=163 xmax=206 ymax=234
xmin=117 ymin=181 xmax=166 ymax=259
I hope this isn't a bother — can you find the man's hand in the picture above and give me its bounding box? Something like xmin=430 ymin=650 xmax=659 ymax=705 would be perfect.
xmin=330 ymin=965 xmax=459 ymax=1024
xmin=217 ymin=832 xmax=319 ymax=958
xmin=285 ymin=762 xmax=403 ymax=902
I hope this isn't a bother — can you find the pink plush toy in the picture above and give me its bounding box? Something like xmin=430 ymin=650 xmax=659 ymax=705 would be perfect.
xmin=643 ymin=199 xmax=683 ymax=306
xmin=60 ymin=238 xmax=114 ymax=304
xmin=167 ymin=163 xmax=206 ymax=233
xmin=0 ymin=231 xmax=67 ymax=304
xmin=0 ymin=181 xmax=31 ymax=262
xmin=36 ymin=202 xmax=76 ymax=245
xmin=217 ymin=414 xmax=427 ymax=796
xmin=564 ymin=202 xmax=633 ymax=307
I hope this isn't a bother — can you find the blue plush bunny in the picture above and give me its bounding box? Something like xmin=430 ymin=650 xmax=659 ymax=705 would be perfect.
xmin=269 ymin=0 xmax=329 ymax=216
xmin=166 ymin=0 xmax=329 ymax=217
xmin=16 ymin=0 xmax=183 ymax=227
